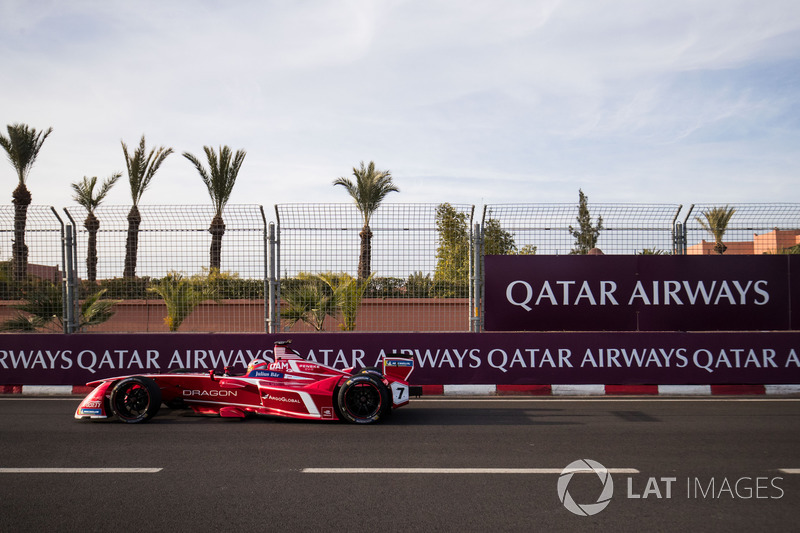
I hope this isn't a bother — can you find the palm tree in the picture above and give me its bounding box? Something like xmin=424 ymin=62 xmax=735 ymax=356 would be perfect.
xmin=333 ymin=161 xmax=399 ymax=280
xmin=696 ymin=205 xmax=736 ymax=255
xmin=71 ymin=173 xmax=121 ymax=282
xmin=319 ymin=271 xmax=374 ymax=331
xmin=121 ymin=135 xmax=173 ymax=278
xmin=280 ymin=275 xmax=336 ymax=331
xmin=0 ymin=283 xmax=118 ymax=332
xmin=0 ymin=123 xmax=53 ymax=283
xmin=147 ymin=271 xmax=216 ymax=331
xmin=182 ymin=145 xmax=246 ymax=271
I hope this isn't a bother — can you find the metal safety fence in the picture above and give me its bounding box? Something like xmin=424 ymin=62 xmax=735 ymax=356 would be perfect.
xmin=1 ymin=205 xmax=268 ymax=334
xmin=481 ymin=203 xmax=684 ymax=256
xmin=275 ymin=203 xmax=475 ymax=332
xmin=1 ymin=202 xmax=799 ymax=334
xmin=63 ymin=204 xmax=267 ymax=281
xmin=0 ymin=205 xmax=68 ymax=332
xmin=680 ymin=203 xmax=800 ymax=255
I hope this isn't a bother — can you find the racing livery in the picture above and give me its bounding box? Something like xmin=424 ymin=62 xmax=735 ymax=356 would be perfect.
xmin=75 ymin=341 xmax=415 ymax=424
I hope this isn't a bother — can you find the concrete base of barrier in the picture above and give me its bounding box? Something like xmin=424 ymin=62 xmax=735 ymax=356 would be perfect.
xmin=3 ymin=384 xmax=800 ymax=396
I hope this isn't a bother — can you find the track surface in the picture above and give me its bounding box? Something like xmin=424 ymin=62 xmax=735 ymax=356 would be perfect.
xmin=2 ymin=397 xmax=799 ymax=532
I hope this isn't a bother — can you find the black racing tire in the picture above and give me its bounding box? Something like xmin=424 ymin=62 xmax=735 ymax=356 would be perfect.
xmin=110 ymin=377 xmax=162 ymax=424
xmin=357 ymin=369 xmax=395 ymax=418
xmin=336 ymin=374 xmax=390 ymax=424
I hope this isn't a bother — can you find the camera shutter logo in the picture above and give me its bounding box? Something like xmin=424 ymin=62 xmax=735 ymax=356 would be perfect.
xmin=558 ymin=459 xmax=614 ymax=516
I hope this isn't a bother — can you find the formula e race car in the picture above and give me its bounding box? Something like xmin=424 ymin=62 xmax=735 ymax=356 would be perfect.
xmin=75 ymin=341 xmax=415 ymax=424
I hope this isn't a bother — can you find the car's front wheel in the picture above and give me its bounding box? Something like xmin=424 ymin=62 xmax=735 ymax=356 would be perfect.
xmin=336 ymin=375 xmax=389 ymax=424
xmin=109 ymin=377 xmax=162 ymax=423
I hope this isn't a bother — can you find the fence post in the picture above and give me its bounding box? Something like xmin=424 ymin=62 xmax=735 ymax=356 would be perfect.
xmin=63 ymin=210 xmax=81 ymax=332
xmin=71 ymin=217 xmax=79 ymax=331
xmin=470 ymin=222 xmax=483 ymax=332
xmin=274 ymin=207 xmax=283 ymax=333
xmin=258 ymin=205 xmax=272 ymax=333
xmin=64 ymin=224 xmax=77 ymax=333
xmin=673 ymin=222 xmax=684 ymax=255
xmin=679 ymin=204 xmax=695 ymax=256
xmin=267 ymin=221 xmax=280 ymax=333
xmin=52 ymin=207 xmax=70 ymax=333
xmin=670 ymin=205 xmax=683 ymax=255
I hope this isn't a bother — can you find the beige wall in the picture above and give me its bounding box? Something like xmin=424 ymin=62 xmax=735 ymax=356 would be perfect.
xmin=688 ymin=229 xmax=800 ymax=255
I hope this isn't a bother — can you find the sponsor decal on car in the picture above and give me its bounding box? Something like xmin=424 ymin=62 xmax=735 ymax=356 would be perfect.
xmin=80 ymin=409 xmax=103 ymax=415
xmin=385 ymin=359 xmax=413 ymax=367
xmin=263 ymin=394 xmax=301 ymax=404
xmin=251 ymin=370 xmax=284 ymax=378
xmin=182 ymin=389 xmax=239 ymax=397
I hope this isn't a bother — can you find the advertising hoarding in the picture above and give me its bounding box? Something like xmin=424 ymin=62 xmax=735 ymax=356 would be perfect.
xmin=485 ymin=255 xmax=794 ymax=332
xmin=2 ymin=332 xmax=799 ymax=386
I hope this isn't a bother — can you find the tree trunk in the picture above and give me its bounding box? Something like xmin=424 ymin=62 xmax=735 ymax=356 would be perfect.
xmin=208 ymin=214 xmax=226 ymax=272
xmin=11 ymin=183 xmax=31 ymax=284
xmin=713 ymin=240 xmax=727 ymax=255
xmin=84 ymin=213 xmax=100 ymax=282
xmin=358 ymin=225 xmax=372 ymax=281
xmin=123 ymin=206 xmax=141 ymax=278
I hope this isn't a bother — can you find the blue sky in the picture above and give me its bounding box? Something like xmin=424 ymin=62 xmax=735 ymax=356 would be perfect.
xmin=1 ymin=0 xmax=798 ymax=212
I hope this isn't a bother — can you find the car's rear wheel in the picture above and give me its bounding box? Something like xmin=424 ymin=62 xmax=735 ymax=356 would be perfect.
xmin=337 ymin=374 xmax=389 ymax=424
xmin=110 ymin=377 xmax=161 ymax=423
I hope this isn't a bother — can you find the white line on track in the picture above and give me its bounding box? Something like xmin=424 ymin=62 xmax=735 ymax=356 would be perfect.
xmin=778 ymin=469 xmax=800 ymax=474
xmin=303 ymin=467 xmax=639 ymax=474
xmin=0 ymin=468 xmax=162 ymax=474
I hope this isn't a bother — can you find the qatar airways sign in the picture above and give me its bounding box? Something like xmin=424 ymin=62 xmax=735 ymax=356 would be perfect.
xmin=2 ymin=332 xmax=799 ymax=386
xmin=484 ymin=255 xmax=796 ymax=332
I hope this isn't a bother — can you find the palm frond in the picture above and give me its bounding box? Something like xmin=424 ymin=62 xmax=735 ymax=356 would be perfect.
xmin=0 ymin=123 xmax=53 ymax=184
xmin=0 ymin=314 xmax=46 ymax=332
xmin=122 ymin=135 xmax=174 ymax=205
xmin=71 ymin=173 xmax=121 ymax=212
xmin=319 ymin=272 xmax=373 ymax=331
xmin=147 ymin=272 xmax=217 ymax=331
xmin=333 ymin=160 xmax=398 ymax=226
xmin=0 ymin=283 xmax=118 ymax=332
xmin=281 ymin=276 xmax=336 ymax=331
xmin=183 ymin=145 xmax=246 ymax=215
xmin=79 ymin=289 xmax=120 ymax=328
xmin=696 ymin=206 xmax=736 ymax=241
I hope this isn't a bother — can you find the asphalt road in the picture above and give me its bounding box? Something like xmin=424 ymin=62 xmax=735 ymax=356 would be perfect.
xmin=1 ymin=396 xmax=799 ymax=532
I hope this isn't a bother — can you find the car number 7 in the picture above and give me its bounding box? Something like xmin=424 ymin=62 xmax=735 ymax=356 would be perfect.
xmin=391 ymin=382 xmax=408 ymax=402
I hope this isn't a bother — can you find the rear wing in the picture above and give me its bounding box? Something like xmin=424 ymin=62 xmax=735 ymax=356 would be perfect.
xmin=382 ymin=355 xmax=414 ymax=382
xmin=273 ymin=340 xmax=304 ymax=361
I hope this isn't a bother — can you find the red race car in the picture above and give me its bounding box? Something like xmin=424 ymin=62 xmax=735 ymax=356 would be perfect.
xmin=75 ymin=340 xmax=415 ymax=424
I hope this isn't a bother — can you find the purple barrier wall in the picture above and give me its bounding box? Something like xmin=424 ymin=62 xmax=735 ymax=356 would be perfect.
xmin=485 ymin=255 xmax=796 ymax=332
xmin=2 ymin=332 xmax=799 ymax=386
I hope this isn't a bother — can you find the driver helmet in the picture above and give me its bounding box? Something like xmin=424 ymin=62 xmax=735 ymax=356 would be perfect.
xmin=247 ymin=359 xmax=269 ymax=375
